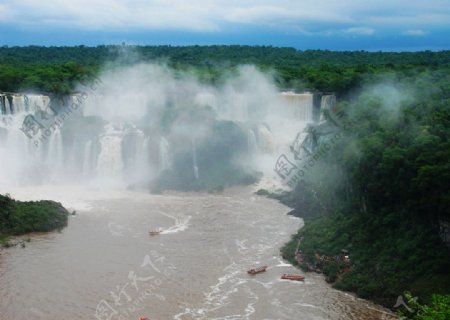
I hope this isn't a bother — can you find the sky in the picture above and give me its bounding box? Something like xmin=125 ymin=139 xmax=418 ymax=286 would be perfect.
xmin=0 ymin=0 xmax=449 ymax=50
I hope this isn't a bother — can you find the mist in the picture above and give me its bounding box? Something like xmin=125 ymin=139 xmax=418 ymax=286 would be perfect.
xmin=0 ymin=61 xmax=318 ymax=191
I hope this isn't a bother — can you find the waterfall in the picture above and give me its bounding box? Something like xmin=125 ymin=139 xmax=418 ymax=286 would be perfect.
xmin=47 ymin=127 xmax=64 ymax=169
xmin=12 ymin=95 xmax=26 ymax=114
xmin=97 ymin=125 xmax=124 ymax=179
xmin=280 ymin=92 xmax=314 ymax=121
xmin=159 ymin=137 xmax=171 ymax=171
xmin=298 ymin=94 xmax=314 ymax=121
xmin=0 ymin=95 xmax=5 ymax=114
xmin=27 ymin=95 xmax=50 ymax=113
xmin=82 ymin=140 xmax=93 ymax=176
xmin=257 ymin=125 xmax=275 ymax=153
xmin=1 ymin=94 xmax=51 ymax=115
xmin=6 ymin=97 xmax=11 ymax=114
xmin=123 ymin=128 xmax=150 ymax=181
xmin=0 ymin=114 xmax=35 ymax=185
xmin=320 ymin=95 xmax=337 ymax=122
xmin=132 ymin=130 xmax=147 ymax=169
xmin=1 ymin=95 xmax=12 ymax=115
xmin=0 ymin=90 xmax=323 ymax=188
xmin=192 ymin=139 xmax=199 ymax=180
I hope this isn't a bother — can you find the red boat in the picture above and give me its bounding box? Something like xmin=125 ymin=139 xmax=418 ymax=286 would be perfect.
xmin=247 ymin=266 xmax=268 ymax=275
xmin=281 ymin=274 xmax=305 ymax=281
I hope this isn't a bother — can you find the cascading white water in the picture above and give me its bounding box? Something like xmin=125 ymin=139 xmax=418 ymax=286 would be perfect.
xmin=0 ymin=94 xmax=6 ymax=114
xmin=0 ymin=94 xmax=50 ymax=115
xmin=123 ymin=128 xmax=151 ymax=182
xmin=0 ymin=114 xmax=36 ymax=185
xmin=6 ymin=98 xmax=11 ymax=115
xmin=0 ymin=88 xmax=335 ymax=189
xmin=27 ymin=94 xmax=50 ymax=113
xmin=320 ymin=95 xmax=337 ymax=122
xmin=192 ymin=139 xmax=199 ymax=180
xmin=12 ymin=95 xmax=25 ymax=114
xmin=0 ymin=95 xmax=12 ymax=115
xmin=96 ymin=125 xmax=124 ymax=180
xmin=47 ymin=127 xmax=63 ymax=167
xmin=159 ymin=137 xmax=171 ymax=171
xmin=280 ymin=92 xmax=314 ymax=122
xmin=257 ymin=125 xmax=275 ymax=153
xmin=132 ymin=130 xmax=146 ymax=169
xmin=82 ymin=140 xmax=93 ymax=176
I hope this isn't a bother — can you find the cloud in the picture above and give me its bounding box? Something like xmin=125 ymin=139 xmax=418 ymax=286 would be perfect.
xmin=0 ymin=4 xmax=14 ymax=21
xmin=403 ymin=29 xmax=427 ymax=36
xmin=345 ymin=27 xmax=375 ymax=35
xmin=0 ymin=0 xmax=449 ymax=36
xmin=224 ymin=4 xmax=351 ymax=25
xmin=367 ymin=13 xmax=450 ymax=26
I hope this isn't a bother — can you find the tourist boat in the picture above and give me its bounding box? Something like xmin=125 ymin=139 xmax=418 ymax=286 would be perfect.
xmin=247 ymin=265 xmax=268 ymax=275
xmin=281 ymin=274 xmax=305 ymax=281
xmin=149 ymin=228 xmax=163 ymax=236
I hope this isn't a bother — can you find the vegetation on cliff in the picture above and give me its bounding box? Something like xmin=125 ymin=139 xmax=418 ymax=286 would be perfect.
xmin=0 ymin=193 xmax=69 ymax=245
xmin=279 ymin=68 xmax=450 ymax=308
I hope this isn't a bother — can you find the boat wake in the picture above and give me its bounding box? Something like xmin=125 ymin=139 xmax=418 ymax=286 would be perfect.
xmin=174 ymin=262 xmax=258 ymax=320
xmin=161 ymin=215 xmax=192 ymax=234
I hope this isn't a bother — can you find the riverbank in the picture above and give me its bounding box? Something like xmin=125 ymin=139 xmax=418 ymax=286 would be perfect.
xmin=0 ymin=193 xmax=69 ymax=247
xmin=281 ymin=211 xmax=449 ymax=303
xmin=256 ymin=185 xmax=450 ymax=317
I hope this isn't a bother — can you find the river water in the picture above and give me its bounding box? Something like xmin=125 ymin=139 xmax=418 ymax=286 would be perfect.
xmin=0 ymin=186 xmax=395 ymax=320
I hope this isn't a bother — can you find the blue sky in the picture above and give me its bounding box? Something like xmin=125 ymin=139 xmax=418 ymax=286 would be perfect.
xmin=0 ymin=0 xmax=449 ymax=50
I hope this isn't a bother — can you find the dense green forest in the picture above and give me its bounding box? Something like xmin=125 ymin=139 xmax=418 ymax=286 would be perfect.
xmin=1 ymin=45 xmax=450 ymax=95
xmin=276 ymin=66 xmax=450 ymax=314
xmin=0 ymin=194 xmax=69 ymax=245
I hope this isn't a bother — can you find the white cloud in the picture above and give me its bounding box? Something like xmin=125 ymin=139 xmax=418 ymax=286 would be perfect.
xmin=0 ymin=0 xmax=449 ymax=34
xmin=345 ymin=27 xmax=375 ymax=35
xmin=0 ymin=3 xmax=14 ymax=21
xmin=367 ymin=13 xmax=450 ymax=26
xmin=224 ymin=4 xmax=351 ymax=25
xmin=403 ymin=29 xmax=427 ymax=36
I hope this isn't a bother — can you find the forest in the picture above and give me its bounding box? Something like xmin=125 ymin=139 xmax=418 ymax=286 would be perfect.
xmin=277 ymin=66 xmax=450 ymax=316
xmin=0 ymin=194 xmax=69 ymax=245
xmin=1 ymin=45 xmax=450 ymax=94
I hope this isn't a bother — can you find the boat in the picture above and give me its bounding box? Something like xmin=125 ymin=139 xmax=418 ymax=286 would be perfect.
xmin=247 ymin=265 xmax=268 ymax=275
xmin=149 ymin=228 xmax=163 ymax=236
xmin=281 ymin=274 xmax=305 ymax=281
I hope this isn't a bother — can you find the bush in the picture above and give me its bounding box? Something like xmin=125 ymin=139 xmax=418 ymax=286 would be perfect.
xmin=0 ymin=194 xmax=69 ymax=236
xmin=397 ymin=292 xmax=450 ymax=320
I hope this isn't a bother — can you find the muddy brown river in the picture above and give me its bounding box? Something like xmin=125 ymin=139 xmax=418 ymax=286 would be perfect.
xmin=0 ymin=186 xmax=395 ymax=320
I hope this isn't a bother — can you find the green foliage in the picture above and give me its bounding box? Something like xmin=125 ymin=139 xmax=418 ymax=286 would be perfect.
xmin=281 ymin=68 xmax=450 ymax=307
xmin=397 ymin=292 xmax=450 ymax=320
xmin=1 ymin=46 xmax=449 ymax=94
xmin=0 ymin=194 xmax=69 ymax=236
